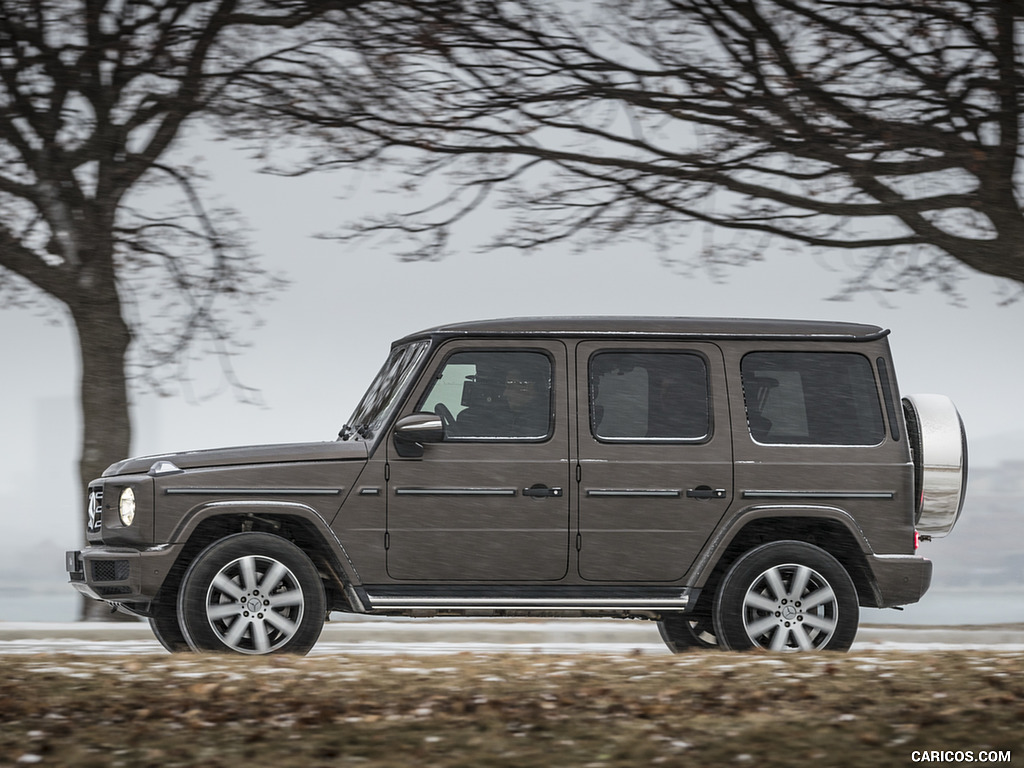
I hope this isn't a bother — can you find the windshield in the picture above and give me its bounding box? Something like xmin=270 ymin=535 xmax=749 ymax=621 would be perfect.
xmin=340 ymin=340 xmax=430 ymax=441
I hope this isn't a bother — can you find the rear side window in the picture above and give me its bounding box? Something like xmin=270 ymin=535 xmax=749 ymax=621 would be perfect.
xmin=590 ymin=352 xmax=710 ymax=441
xmin=741 ymin=352 xmax=884 ymax=445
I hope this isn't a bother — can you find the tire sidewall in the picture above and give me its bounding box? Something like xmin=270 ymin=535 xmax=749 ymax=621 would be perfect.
xmin=178 ymin=532 xmax=326 ymax=655
xmin=149 ymin=603 xmax=192 ymax=653
xmin=657 ymin=611 xmax=718 ymax=653
xmin=713 ymin=540 xmax=859 ymax=652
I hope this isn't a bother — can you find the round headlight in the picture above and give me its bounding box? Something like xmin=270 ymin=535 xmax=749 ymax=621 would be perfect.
xmin=119 ymin=487 xmax=136 ymax=527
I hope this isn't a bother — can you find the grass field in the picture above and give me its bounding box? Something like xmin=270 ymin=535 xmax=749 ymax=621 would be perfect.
xmin=2 ymin=650 xmax=1021 ymax=767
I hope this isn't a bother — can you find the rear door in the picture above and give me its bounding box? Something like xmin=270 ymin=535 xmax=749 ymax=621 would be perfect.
xmin=575 ymin=341 xmax=734 ymax=581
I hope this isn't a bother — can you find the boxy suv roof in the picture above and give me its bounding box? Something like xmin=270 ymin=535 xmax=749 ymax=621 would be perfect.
xmin=398 ymin=316 xmax=887 ymax=340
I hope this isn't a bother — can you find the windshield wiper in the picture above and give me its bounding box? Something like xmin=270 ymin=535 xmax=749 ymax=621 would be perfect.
xmin=356 ymin=424 xmax=374 ymax=439
xmin=338 ymin=424 xmax=353 ymax=440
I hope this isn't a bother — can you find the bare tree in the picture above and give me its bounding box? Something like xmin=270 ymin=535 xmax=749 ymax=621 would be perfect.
xmin=0 ymin=0 xmax=378 ymax=617
xmin=228 ymin=0 xmax=1024 ymax=298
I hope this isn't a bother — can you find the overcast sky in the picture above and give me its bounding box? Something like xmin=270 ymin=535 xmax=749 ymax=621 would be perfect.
xmin=2 ymin=136 xmax=1022 ymax=620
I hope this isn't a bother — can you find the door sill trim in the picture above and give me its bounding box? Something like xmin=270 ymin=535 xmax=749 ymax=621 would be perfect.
xmin=362 ymin=587 xmax=693 ymax=612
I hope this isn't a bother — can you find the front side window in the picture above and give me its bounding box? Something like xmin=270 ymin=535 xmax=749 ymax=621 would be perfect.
xmin=420 ymin=351 xmax=552 ymax=440
xmin=741 ymin=352 xmax=884 ymax=445
xmin=590 ymin=352 xmax=710 ymax=441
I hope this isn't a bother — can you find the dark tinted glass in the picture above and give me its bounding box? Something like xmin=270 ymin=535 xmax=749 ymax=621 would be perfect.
xmin=590 ymin=352 xmax=709 ymax=440
xmin=421 ymin=351 xmax=552 ymax=440
xmin=741 ymin=352 xmax=884 ymax=445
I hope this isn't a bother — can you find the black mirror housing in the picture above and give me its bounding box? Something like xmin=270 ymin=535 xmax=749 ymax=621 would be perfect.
xmin=393 ymin=412 xmax=445 ymax=457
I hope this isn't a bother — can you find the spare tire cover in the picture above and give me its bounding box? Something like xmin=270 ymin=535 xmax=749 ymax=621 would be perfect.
xmin=902 ymin=394 xmax=967 ymax=537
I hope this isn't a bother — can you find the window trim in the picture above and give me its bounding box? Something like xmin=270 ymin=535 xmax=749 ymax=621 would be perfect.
xmin=588 ymin=348 xmax=713 ymax=445
xmin=740 ymin=350 xmax=886 ymax=447
xmin=416 ymin=347 xmax=556 ymax=443
xmin=876 ymin=356 xmax=902 ymax=442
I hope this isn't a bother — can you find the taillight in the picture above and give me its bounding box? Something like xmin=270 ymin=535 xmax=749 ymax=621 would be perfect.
xmin=914 ymin=530 xmax=920 ymax=551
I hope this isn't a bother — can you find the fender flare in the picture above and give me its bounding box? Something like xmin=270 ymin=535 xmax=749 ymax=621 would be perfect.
xmin=169 ymin=499 xmax=363 ymax=589
xmin=687 ymin=504 xmax=873 ymax=590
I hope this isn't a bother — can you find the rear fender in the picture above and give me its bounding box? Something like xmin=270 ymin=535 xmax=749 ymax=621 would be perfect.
xmin=687 ymin=504 xmax=874 ymax=592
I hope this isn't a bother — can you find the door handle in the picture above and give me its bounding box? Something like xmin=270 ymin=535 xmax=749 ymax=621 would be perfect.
xmin=686 ymin=486 xmax=727 ymax=500
xmin=523 ymin=485 xmax=563 ymax=498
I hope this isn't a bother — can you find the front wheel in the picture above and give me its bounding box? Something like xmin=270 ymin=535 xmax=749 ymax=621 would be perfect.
xmin=657 ymin=612 xmax=718 ymax=652
xmin=149 ymin=603 xmax=192 ymax=653
xmin=713 ymin=541 xmax=858 ymax=652
xmin=177 ymin=533 xmax=326 ymax=655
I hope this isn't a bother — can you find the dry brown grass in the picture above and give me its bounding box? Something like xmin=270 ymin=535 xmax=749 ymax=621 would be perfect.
xmin=2 ymin=650 xmax=1022 ymax=767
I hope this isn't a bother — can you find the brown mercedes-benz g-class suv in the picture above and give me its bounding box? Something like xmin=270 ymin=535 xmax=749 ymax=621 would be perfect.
xmin=67 ymin=317 xmax=967 ymax=654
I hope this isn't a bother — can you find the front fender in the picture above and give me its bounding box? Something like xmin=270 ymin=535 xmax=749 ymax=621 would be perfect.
xmin=170 ymin=499 xmax=363 ymax=588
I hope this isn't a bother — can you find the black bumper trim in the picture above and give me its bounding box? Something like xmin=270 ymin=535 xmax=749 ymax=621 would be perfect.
xmin=865 ymin=554 xmax=933 ymax=608
xmin=66 ymin=544 xmax=183 ymax=605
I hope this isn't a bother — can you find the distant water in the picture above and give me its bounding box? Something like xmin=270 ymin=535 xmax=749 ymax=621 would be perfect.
xmin=2 ymin=589 xmax=1022 ymax=626
xmin=862 ymin=587 xmax=1024 ymax=626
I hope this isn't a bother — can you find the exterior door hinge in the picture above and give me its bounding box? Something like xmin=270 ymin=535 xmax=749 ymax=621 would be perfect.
xmin=575 ymin=532 xmax=582 ymax=551
xmin=384 ymin=462 xmax=390 ymax=482
xmin=576 ymin=464 xmax=582 ymax=483
xmin=384 ymin=531 xmax=390 ymax=550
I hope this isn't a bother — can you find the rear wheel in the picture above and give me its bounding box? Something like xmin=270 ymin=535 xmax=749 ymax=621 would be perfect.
xmin=178 ymin=533 xmax=326 ymax=655
xmin=713 ymin=541 xmax=858 ymax=652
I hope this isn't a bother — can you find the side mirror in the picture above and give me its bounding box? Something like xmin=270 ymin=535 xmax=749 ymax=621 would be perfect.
xmin=393 ymin=412 xmax=445 ymax=458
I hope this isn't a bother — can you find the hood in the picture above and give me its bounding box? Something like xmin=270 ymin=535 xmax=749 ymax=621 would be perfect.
xmin=102 ymin=440 xmax=368 ymax=477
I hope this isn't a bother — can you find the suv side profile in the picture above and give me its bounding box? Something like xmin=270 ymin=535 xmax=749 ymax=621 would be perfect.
xmin=67 ymin=317 xmax=967 ymax=654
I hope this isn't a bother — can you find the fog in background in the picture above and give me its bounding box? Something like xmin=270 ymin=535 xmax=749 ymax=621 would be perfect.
xmin=2 ymin=139 xmax=1022 ymax=623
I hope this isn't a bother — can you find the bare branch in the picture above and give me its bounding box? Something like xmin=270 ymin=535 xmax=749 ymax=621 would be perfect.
xmin=0 ymin=0 xmax=383 ymax=538
xmin=222 ymin=0 xmax=1024 ymax=290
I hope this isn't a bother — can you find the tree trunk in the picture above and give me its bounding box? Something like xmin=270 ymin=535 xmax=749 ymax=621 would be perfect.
xmin=68 ymin=284 xmax=136 ymax=622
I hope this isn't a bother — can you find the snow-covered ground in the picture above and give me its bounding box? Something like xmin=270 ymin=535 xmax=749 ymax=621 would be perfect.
xmin=1 ymin=620 xmax=1022 ymax=656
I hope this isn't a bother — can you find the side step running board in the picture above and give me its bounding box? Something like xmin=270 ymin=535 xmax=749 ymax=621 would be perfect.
xmin=358 ymin=587 xmax=695 ymax=613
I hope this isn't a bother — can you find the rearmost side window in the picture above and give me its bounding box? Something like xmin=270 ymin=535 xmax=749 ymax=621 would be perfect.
xmin=740 ymin=352 xmax=884 ymax=445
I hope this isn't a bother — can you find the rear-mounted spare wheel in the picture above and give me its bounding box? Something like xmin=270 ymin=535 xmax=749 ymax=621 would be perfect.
xmin=902 ymin=394 xmax=968 ymax=537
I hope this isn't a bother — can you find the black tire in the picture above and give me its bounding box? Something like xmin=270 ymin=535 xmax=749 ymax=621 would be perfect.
xmin=657 ymin=613 xmax=718 ymax=653
xmin=149 ymin=603 xmax=192 ymax=653
xmin=177 ymin=532 xmax=326 ymax=655
xmin=713 ymin=541 xmax=858 ymax=652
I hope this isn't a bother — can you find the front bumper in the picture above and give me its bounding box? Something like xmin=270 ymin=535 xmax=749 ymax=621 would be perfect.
xmin=66 ymin=543 xmax=184 ymax=610
xmin=865 ymin=553 xmax=933 ymax=608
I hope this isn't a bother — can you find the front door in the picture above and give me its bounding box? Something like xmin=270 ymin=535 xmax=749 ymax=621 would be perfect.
xmin=385 ymin=339 xmax=571 ymax=581
xmin=575 ymin=341 xmax=734 ymax=581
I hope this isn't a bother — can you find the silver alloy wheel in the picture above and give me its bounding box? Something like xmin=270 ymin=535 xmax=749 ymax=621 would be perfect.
xmin=204 ymin=554 xmax=305 ymax=655
xmin=741 ymin=562 xmax=838 ymax=652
